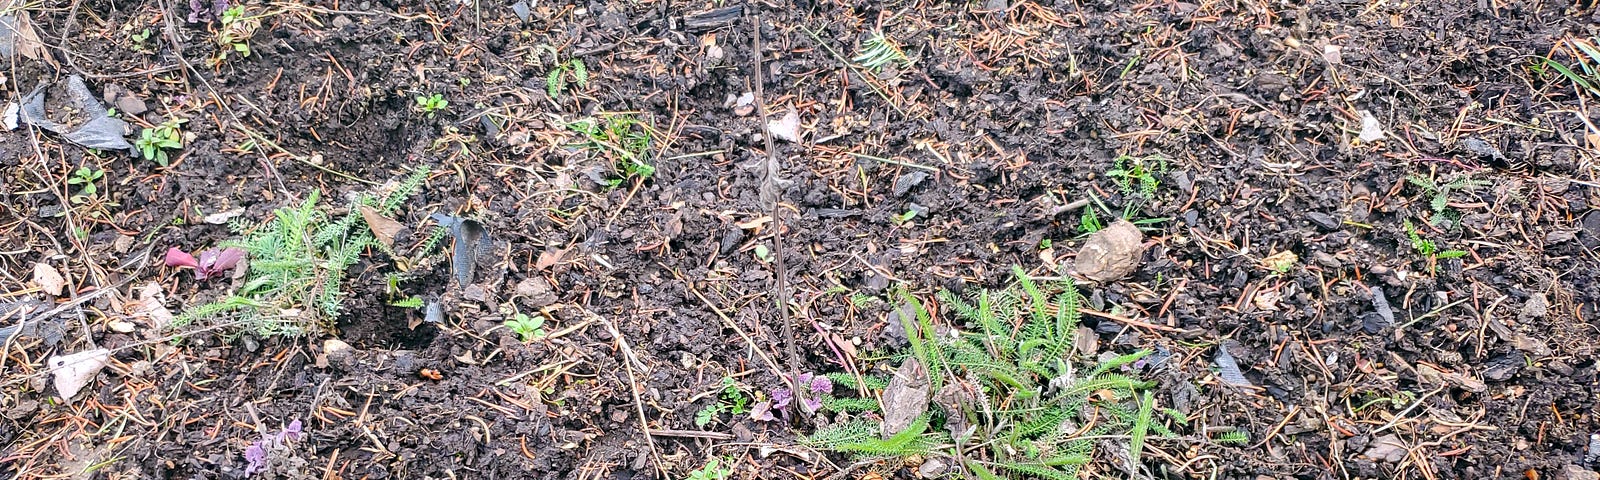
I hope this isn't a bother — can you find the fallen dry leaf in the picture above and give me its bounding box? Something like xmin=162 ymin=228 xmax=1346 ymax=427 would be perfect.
xmin=767 ymin=106 xmax=801 ymax=143
xmin=880 ymin=357 xmax=930 ymax=438
xmin=129 ymin=283 xmax=175 ymax=331
xmin=32 ymin=262 xmax=65 ymax=296
xmin=1363 ymin=434 xmax=1408 ymax=462
xmin=49 ymin=348 xmax=110 ymax=402
xmin=1075 ymin=219 xmax=1145 ymax=282
xmin=535 ymin=248 xmax=568 ymax=271
xmin=359 ymin=205 xmax=405 ymax=249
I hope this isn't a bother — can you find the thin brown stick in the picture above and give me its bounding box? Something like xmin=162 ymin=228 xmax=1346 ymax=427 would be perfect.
xmin=748 ymin=14 xmax=804 ymax=398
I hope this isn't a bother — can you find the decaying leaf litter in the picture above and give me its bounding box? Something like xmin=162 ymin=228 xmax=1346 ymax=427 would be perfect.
xmin=2 ymin=1 xmax=1599 ymax=479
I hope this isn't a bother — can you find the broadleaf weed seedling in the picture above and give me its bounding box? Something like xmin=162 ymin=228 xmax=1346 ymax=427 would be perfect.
xmin=136 ymin=118 xmax=185 ymax=166
xmin=504 ymin=312 xmax=547 ymax=342
xmin=685 ymin=457 xmax=733 ymax=480
xmin=211 ymin=5 xmax=258 ymax=65
xmin=694 ymin=377 xmax=751 ymax=427
xmin=566 ymin=114 xmax=655 ymax=188
xmin=68 ymin=167 xmax=104 ymax=197
xmin=415 ymin=93 xmax=449 ymax=117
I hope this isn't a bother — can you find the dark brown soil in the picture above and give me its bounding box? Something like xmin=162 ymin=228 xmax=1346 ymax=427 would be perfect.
xmin=4 ymin=1 xmax=1600 ymax=479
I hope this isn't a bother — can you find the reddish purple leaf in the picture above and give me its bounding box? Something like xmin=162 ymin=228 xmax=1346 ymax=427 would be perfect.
xmin=195 ymin=248 xmax=245 ymax=280
xmin=164 ymin=247 xmax=199 ymax=269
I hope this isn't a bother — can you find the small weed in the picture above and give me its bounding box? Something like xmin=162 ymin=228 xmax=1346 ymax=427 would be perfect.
xmin=685 ymin=457 xmax=733 ymax=480
xmin=1404 ymin=220 xmax=1468 ymax=274
xmin=1406 ymin=172 xmax=1487 ymax=226
xmin=853 ymin=31 xmax=912 ymax=71
xmin=1107 ymin=154 xmax=1167 ymax=199
xmin=1261 ymin=250 xmax=1297 ymax=275
xmin=890 ymin=209 xmax=917 ymax=226
xmin=67 ymin=167 xmax=104 ymax=197
xmin=1535 ymin=37 xmax=1600 ymax=97
xmin=799 ymin=267 xmax=1219 ymax=477
xmin=504 ymin=312 xmax=547 ymax=342
xmin=546 ymin=58 xmax=589 ymax=99
xmin=129 ymin=28 xmax=153 ymax=53
xmin=566 ymin=114 xmax=654 ymax=188
xmin=136 ymin=119 xmax=185 ymax=166
xmin=415 ymin=93 xmax=449 ymax=117
xmin=753 ymin=244 xmax=772 ymax=263
xmin=694 ymin=377 xmax=750 ymax=427
xmin=211 ymin=5 xmax=257 ymax=65
xmin=1078 ymin=206 xmax=1103 ymax=234
xmin=388 ymin=296 xmax=424 ymax=309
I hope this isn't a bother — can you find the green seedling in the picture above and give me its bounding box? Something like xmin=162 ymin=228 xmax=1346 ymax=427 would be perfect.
xmin=853 ymin=31 xmax=911 ymax=71
xmin=694 ymin=377 xmax=750 ymax=427
xmin=415 ymin=93 xmax=449 ymax=117
xmin=135 ymin=119 xmax=185 ymax=166
xmin=1406 ymin=172 xmax=1487 ymax=226
xmin=1107 ymin=154 xmax=1167 ymax=199
xmin=546 ymin=58 xmax=588 ymax=99
xmin=1079 ymin=206 xmax=1103 ymax=234
xmin=505 ymin=312 xmax=547 ymax=342
xmin=685 ymin=457 xmax=733 ymax=480
xmin=891 ymin=209 xmax=917 ymax=225
xmin=1536 ymin=37 xmax=1600 ymax=97
xmin=753 ymin=244 xmax=772 ymax=263
xmin=68 ymin=167 xmax=104 ymax=197
xmin=129 ymin=28 xmax=152 ymax=53
xmin=566 ymin=114 xmax=655 ymax=188
xmin=212 ymin=5 xmax=257 ymax=65
xmin=1404 ymin=220 xmax=1468 ymax=275
xmin=389 ymin=297 xmax=424 ymax=309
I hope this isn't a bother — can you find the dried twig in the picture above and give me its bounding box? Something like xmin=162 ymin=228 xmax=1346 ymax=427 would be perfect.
xmin=748 ymin=14 xmax=805 ymax=399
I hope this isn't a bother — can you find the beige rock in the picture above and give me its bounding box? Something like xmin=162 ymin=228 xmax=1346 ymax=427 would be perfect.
xmin=1075 ymin=219 xmax=1145 ymax=282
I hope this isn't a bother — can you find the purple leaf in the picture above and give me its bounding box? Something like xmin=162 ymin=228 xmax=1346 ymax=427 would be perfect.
xmin=801 ymin=396 xmax=824 ymax=414
xmin=749 ymin=401 xmax=775 ymax=422
xmin=242 ymin=441 xmax=267 ymax=475
xmin=809 ymin=374 xmax=833 ymax=394
xmin=769 ymin=388 xmax=793 ymax=421
xmin=279 ymin=419 xmax=302 ymax=442
xmin=164 ymin=247 xmax=199 ymax=269
xmin=193 ymin=248 xmax=245 ymax=280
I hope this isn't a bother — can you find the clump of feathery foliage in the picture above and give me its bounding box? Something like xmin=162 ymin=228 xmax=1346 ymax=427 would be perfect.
xmin=172 ymin=167 xmax=430 ymax=336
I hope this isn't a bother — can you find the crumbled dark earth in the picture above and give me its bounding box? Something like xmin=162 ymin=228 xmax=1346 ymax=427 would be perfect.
xmin=3 ymin=1 xmax=1600 ymax=479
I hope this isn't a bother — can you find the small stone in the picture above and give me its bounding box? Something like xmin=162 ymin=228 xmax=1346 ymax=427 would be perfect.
xmin=1305 ymin=211 xmax=1339 ymax=230
xmin=1521 ymin=293 xmax=1549 ymax=319
xmin=917 ymin=458 xmax=949 ymax=478
xmin=515 ymin=277 xmax=558 ymax=307
xmin=102 ymin=84 xmax=147 ymax=115
xmin=1312 ymin=251 xmax=1340 ymax=269
xmin=893 ymin=171 xmax=930 ymax=197
xmin=1482 ymin=352 xmax=1525 ymax=382
xmin=1555 ymin=464 xmax=1598 ymax=480
xmin=510 ymin=1 xmax=530 ymax=22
